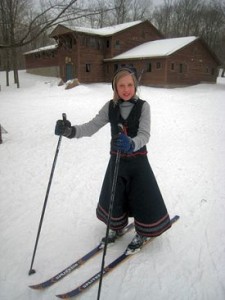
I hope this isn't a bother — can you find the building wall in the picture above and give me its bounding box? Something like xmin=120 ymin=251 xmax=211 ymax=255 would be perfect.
xmin=105 ymin=21 xmax=162 ymax=59
xmin=76 ymin=34 xmax=105 ymax=83
xmin=24 ymin=22 xmax=219 ymax=87
xmin=25 ymin=49 xmax=58 ymax=69
xmin=57 ymin=44 xmax=77 ymax=81
xmin=166 ymin=40 xmax=218 ymax=86
xmin=105 ymin=43 xmax=218 ymax=88
xmin=26 ymin=66 xmax=60 ymax=77
xmin=72 ymin=21 xmax=162 ymax=83
xmin=104 ymin=59 xmax=168 ymax=86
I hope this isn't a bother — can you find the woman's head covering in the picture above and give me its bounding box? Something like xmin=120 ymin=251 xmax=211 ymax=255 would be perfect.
xmin=112 ymin=66 xmax=138 ymax=101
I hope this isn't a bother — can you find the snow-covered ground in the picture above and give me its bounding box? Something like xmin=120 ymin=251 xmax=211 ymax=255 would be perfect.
xmin=0 ymin=70 xmax=225 ymax=300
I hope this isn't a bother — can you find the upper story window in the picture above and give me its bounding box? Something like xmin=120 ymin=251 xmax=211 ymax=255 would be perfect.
xmin=65 ymin=36 xmax=73 ymax=49
xmin=34 ymin=53 xmax=41 ymax=58
xmin=115 ymin=40 xmax=120 ymax=49
xmin=106 ymin=40 xmax=110 ymax=48
xmin=89 ymin=37 xmax=96 ymax=48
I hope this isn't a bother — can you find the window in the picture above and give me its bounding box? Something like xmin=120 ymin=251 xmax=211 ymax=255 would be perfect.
xmin=82 ymin=36 xmax=87 ymax=46
xmin=89 ymin=37 xmax=96 ymax=48
xmin=156 ymin=62 xmax=161 ymax=69
xmin=179 ymin=64 xmax=183 ymax=73
xmin=35 ymin=53 xmax=41 ymax=58
xmin=114 ymin=64 xmax=119 ymax=72
xmin=65 ymin=36 xmax=73 ymax=49
xmin=115 ymin=40 xmax=120 ymax=49
xmin=86 ymin=64 xmax=91 ymax=72
xmin=97 ymin=39 xmax=102 ymax=50
xmin=106 ymin=40 xmax=110 ymax=48
xmin=147 ymin=63 xmax=152 ymax=72
xmin=171 ymin=63 xmax=175 ymax=71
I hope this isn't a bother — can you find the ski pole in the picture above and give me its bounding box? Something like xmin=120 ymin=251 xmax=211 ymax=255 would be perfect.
xmin=97 ymin=124 xmax=124 ymax=300
xmin=28 ymin=113 xmax=67 ymax=275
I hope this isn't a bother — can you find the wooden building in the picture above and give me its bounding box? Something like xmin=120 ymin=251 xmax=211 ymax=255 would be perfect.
xmin=24 ymin=20 xmax=220 ymax=87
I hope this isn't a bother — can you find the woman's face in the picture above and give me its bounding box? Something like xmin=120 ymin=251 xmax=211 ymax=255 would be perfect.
xmin=116 ymin=74 xmax=135 ymax=101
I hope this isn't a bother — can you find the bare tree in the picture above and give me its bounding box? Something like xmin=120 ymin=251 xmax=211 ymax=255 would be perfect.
xmin=129 ymin=0 xmax=153 ymax=21
xmin=81 ymin=0 xmax=153 ymax=28
xmin=152 ymin=0 xmax=225 ymax=66
xmin=111 ymin=0 xmax=152 ymax=24
xmin=0 ymin=0 xmax=79 ymax=50
xmin=89 ymin=0 xmax=152 ymax=27
xmin=152 ymin=0 xmax=175 ymax=37
xmin=0 ymin=0 xmax=79 ymax=88
xmin=72 ymin=0 xmax=117 ymax=28
xmin=0 ymin=0 xmax=123 ymax=88
xmin=0 ymin=0 xmax=32 ymax=87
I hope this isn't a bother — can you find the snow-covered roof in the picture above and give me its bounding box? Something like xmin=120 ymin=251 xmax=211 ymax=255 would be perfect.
xmin=69 ymin=20 xmax=143 ymax=36
xmin=105 ymin=36 xmax=198 ymax=60
xmin=24 ymin=44 xmax=58 ymax=55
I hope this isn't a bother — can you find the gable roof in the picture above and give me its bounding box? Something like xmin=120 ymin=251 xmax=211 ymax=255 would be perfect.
xmin=105 ymin=36 xmax=198 ymax=61
xmin=72 ymin=20 xmax=143 ymax=36
xmin=24 ymin=44 xmax=58 ymax=55
xmin=50 ymin=20 xmax=143 ymax=38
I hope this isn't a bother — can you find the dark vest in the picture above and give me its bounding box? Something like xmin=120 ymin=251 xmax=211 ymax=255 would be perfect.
xmin=108 ymin=99 xmax=147 ymax=156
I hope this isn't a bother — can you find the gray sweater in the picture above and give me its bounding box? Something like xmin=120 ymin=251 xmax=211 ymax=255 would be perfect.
xmin=74 ymin=100 xmax=151 ymax=152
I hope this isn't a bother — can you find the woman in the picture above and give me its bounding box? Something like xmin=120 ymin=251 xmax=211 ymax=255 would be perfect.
xmin=55 ymin=67 xmax=171 ymax=252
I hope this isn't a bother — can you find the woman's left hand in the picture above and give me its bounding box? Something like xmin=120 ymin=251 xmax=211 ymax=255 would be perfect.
xmin=112 ymin=133 xmax=135 ymax=153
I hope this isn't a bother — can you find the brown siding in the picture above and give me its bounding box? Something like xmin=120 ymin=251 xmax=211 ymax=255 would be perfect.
xmin=24 ymin=21 xmax=219 ymax=87
xmin=106 ymin=21 xmax=162 ymax=59
xmin=166 ymin=40 xmax=218 ymax=86
xmin=26 ymin=66 xmax=60 ymax=77
xmin=25 ymin=49 xmax=58 ymax=69
xmin=104 ymin=59 xmax=168 ymax=86
xmin=77 ymin=34 xmax=105 ymax=82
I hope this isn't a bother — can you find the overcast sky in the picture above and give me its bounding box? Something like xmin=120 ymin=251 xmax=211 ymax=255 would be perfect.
xmin=152 ymin=0 xmax=164 ymax=6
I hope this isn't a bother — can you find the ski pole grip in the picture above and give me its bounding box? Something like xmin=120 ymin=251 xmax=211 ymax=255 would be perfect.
xmin=62 ymin=113 xmax=67 ymax=122
xmin=118 ymin=123 xmax=124 ymax=134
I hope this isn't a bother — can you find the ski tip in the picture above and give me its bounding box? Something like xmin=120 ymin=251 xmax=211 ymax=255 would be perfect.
xmin=56 ymin=294 xmax=69 ymax=299
xmin=29 ymin=284 xmax=43 ymax=290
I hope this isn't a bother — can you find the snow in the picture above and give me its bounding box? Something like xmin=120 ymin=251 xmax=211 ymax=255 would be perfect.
xmin=0 ymin=70 xmax=225 ymax=300
xmin=24 ymin=44 xmax=58 ymax=55
xmin=106 ymin=36 xmax=198 ymax=60
xmin=25 ymin=22 xmax=198 ymax=60
xmin=69 ymin=20 xmax=142 ymax=36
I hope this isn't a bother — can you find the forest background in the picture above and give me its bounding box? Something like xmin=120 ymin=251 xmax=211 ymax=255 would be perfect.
xmin=0 ymin=0 xmax=225 ymax=88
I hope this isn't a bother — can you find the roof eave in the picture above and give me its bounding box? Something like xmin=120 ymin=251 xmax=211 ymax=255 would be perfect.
xmin=104 ymin=55 xmax=167 ymax=62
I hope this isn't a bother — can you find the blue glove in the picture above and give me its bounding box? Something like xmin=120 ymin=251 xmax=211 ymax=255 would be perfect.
xmin=113 ymin=133 xmax=135 ymax=154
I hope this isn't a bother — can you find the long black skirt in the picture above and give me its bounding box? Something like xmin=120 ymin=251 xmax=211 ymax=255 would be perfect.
xmin=96 ymin=155 xmax=171 ymax=237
